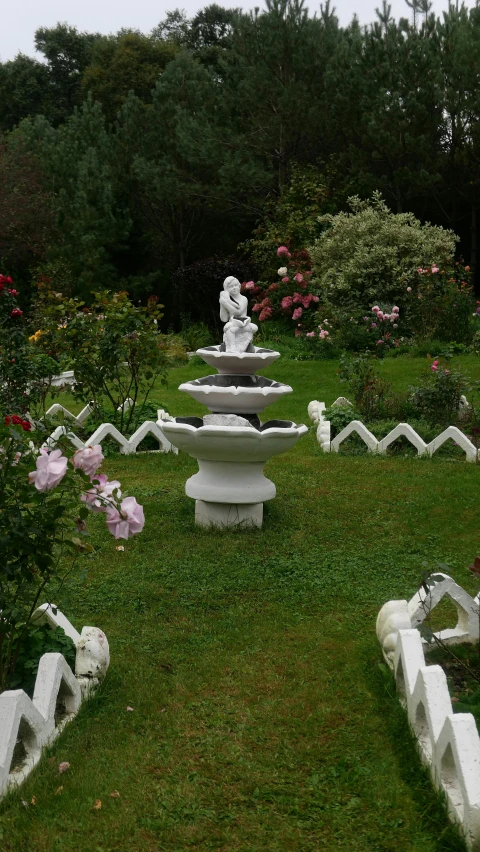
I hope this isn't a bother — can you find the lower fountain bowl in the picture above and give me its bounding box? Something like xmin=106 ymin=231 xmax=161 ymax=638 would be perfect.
xmin=160 ymin=419 xmax=308 ymax=464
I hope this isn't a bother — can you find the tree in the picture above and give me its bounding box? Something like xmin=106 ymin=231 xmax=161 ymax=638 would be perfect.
xmin=81 ymin=32 xmax=178 ymax=121
xmin=0 ymin=55 xmax=51 ymax=131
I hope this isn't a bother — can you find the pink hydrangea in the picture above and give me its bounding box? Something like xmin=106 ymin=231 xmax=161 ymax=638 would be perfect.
xmin=281 ymin=296 xmax=293 ymax=310
xmin=277 ymin=245 xmax=290 ymax=258
xmin=281 ymin=276 xmax=289 ymax=284
xmin=292 ymin=307 xmax=303 ymax=320
xmin=259 ymin=306 xmax=273 ymax=321
xmin=244 ymin=281 xmax=255 ymax=290
xmin=292 ymin=292 xmax=303 ymax=304
xmin=29 ymin=449 xmax=68 ymax=492
xmin=106 ymin=497 xmax=145 ymax=540
xmin=72 ymin=445 xmax=104 ymax=477
xmin=294 ymin=272 xmax=304 ymax=283
xmin=252 ymin=303 xmax=262 ymax=312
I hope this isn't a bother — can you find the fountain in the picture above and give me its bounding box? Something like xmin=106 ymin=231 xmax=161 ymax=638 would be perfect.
xmin=161 ymin=276 xmax=307 ymax=528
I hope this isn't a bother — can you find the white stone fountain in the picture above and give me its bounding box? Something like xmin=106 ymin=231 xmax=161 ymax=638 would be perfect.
xmin=162 ymin=276 xmax=307 ymax=528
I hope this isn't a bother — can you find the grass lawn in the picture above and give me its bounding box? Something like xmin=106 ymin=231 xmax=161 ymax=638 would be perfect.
xmin=1 ymin=353 xmax=479 ymax=850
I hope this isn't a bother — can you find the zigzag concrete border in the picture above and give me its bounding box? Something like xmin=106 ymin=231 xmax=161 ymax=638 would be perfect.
xmin=43 ymin=407 xmax=178 ymax=455
xmin=308 ymin=400 xmax=478 ymax=462
xmin=377 ymin=576 xmax=480 ymax=849
xmin=0 ymin=604 xmax=109 ymax=799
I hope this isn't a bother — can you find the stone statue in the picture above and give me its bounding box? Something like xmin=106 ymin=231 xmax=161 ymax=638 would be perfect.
xmin=219 ymin=276 xmax=258 ymax=353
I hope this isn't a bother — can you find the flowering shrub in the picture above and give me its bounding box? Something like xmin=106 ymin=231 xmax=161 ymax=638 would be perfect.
xmin=309 ymin=193 xmax=457 ymax=311
xmin=33 ymin=284 xmax=169 ymax=433
xmin=408 ymin=359 xmax=470 ymax=427
xmin=0 ymin=274 xmax=58 ymax=418
xmin=404 ymin=263 xmax=474 ymax=343
xmin=0 ymin=420 xmax=144 ymax=692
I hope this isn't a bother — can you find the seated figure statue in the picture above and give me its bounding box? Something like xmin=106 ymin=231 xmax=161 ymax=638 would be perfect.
xmin=219 ymin=276 xmax=258 ymax=353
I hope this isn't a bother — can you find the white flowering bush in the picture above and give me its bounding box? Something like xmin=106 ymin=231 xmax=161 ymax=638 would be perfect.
xmin=309 ymin=193 xmax=457 ymax=312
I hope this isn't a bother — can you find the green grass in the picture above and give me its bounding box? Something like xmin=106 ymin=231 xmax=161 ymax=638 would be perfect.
xmin=2 ymin=354 xmax=480 ymax=850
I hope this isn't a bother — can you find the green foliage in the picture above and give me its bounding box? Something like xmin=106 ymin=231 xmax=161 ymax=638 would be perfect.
xmin=408 ymin=359 xmax=471 ymax=427
xmin=339 ymin=353 xmax=403 ymax=421
xmin=322 ymin=403 xmax=359 ymax=437
xmin=404 ymin=262 xmax=475 ymax=343
xmin=0 ymin=274 xmax=58 ymax=418
xmin=5 ymin=623 xmax=76 ymax=695
xmin=34 ymin=285 xmax=168 ymax=433
xmin=309 ymin=193 xmax=457 ymax=311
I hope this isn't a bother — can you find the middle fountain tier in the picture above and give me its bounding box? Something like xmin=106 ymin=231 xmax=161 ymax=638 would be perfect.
xmin=161 ymin=275 xmax=307 ymax=528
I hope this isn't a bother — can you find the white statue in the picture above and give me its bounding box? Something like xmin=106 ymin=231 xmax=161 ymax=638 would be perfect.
xmin=219 ymin=276 xmax=258 ymax=353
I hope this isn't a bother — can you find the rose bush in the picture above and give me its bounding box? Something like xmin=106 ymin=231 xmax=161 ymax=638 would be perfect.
xmin=0 ymin=419 xmax=144 ymax=692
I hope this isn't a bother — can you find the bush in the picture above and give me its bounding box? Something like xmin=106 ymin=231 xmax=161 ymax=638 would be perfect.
xmin=309 ymin=193 xmax=457 ymax=312
xmin=408 ymin=359 xmax=470 ymax=427
xmin=404 ymin=263 xmax=474 ymax=343
xmin=33 ymin=285 xmax=168 ymax=433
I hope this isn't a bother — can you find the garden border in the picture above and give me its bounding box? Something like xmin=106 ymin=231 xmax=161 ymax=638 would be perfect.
xmin=308 ymin=400 xmax=478 ymax=462
xmin=0 ymin=604 xmax=109 ymax=799
xmin=377 ymin=575 xmax=480 ymax=849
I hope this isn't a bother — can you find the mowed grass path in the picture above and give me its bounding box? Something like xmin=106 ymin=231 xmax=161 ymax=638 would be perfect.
xmin=1 ymin=355 xmax=479 ymax=851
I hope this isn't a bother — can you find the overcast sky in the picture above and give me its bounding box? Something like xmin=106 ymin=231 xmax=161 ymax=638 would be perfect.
xmin=0 ymin=0 xmax=471 ymax=62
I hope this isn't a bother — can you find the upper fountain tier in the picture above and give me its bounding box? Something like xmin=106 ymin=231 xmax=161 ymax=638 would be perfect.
xmin=196 ymin=344 xmax=281 ymax=376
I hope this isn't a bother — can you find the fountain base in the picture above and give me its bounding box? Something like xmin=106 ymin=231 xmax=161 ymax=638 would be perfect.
xmin=195 ymin=500 xmax=263 ymax=529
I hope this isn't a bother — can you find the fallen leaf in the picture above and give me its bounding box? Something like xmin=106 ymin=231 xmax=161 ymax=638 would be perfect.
xmin=58 ymin=761 xmax=70 ymax=774
xmin=55 ymin=786 xmax=63 ymax=795
xmin=126 ymin=706 xmax=134 ymax=712
xmin=30 ymin=796 xmax=36 ymax=806
xmin=93 ymin=799 xmax=102 ymax=810
xmin=110 ymin=790 xmax=120 ymax=798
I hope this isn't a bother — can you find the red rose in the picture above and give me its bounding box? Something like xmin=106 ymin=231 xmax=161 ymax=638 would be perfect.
xmin=22 ymin=420 xmax=31 ymax=431
xmin=4 ymin=416 xmax=11 ymax=425
xmin=9 ymin=289 xmax=18 ymax=297
xmin=10 ymin=308 xmax=22 ymax=318
xmin=11 ymin=415 xmax=22 ymax=425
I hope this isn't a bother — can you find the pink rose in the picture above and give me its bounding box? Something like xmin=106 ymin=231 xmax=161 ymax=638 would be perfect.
xmin=29 ymin=449 xmax=68 ymax=492
xmin=281 ymin=276 xmax=289 ymax=283
xmin=72 ymin=445 xmax=104 ymax=477
xmin=372 ymin=305 xmax=379 ymax=313
xmin=106 ymin=497 xmax=145 ymax=540
xmin=377 ymin=311 xmax=384 ymax=320
xmin=407 ymin=287 xmax=412 ymax=292
xmin=431 ymin=265 xmax=439 ymax=273
xmin=371 ymin=322 xmax=377 ymax=328
xmin=377 ymin=339 xmax=384 ymax=345
xmin=312 ymin=295 xmax=319 ymax=302
xmin=392 ymin=306 xmax=399 ymax=313
xmin=292 ymin=307 xmax=303 ymax=320
xmin=82 ymin=474 xmax=121 ymax=512
xmin=277 ymin=245 xmax=290 ymax=258
xmin=319 ymin=329 xmax=329 ymax=339
xmin=294 ymin=272 xmax=304 ymax=283
xmin=306 ymin=331 xmax=315 ymax=337
xmin=244 ymin=281 xmax=255 ymax=290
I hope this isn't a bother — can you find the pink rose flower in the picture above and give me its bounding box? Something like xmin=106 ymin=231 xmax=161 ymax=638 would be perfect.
xmin=372 ymin=305 xmax=379 ymax=313
xmin=306 ymin=331 xmax=315 ymax=337
xmin=407 ymin=287 xmax=412 ymax=292
xmin=377 ymin=311 xmax=384 ymax=320
xmin=319 ymin=329 xmax=329 ymax=339
xmin=281 ymin=276 xmax=289 ymax=283
xmin=392 ymin=306 xmax=399 ymax=313
xmin=292 ymin=307 xmax=303 ymax=320
xmin=294 ymin=272 xmax=304 ymax=283
xmin=244 ymin=281 xmax=255 ymax=290
xmin=431 ymin=365 xmax=438 ymax=372
xmin=29 ymin=449 xmax=68 ymax=492
xmin=371 ymin=322 xmax=377 ymax=328
xmin=82 ymin=474 xmax=121 ymax=513
xmin=277 ymin=245 xmax=290 ymax=258
xmin=106 ymin=496 xmax=145 ymax=540
xmin=72 ymin=445 xmax=104 ymax=477
xmin=431 ymin=265 xmax=439 ymax=273
xmin=377 ymin=339 xmax=384 ymax=345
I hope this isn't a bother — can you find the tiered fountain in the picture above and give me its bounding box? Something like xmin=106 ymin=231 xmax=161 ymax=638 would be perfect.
xmin=162 ymin=276 xmax=307 ymax=528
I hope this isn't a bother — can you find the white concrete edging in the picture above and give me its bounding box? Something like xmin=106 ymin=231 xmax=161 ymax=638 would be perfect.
xmin=377 ymin=575 xmax=480 ymax=849
xmin=308 ymin=400 xmax=478 ymax=462
xmin=0 ymin=604 xmax=109 ymax=799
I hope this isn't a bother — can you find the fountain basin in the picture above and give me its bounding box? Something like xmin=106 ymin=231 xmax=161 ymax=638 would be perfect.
xmin=178 ymin=374 xmax=292 ymax=415
xmin=196 ymin=345 xmax=281 ymax=375
xmin=161 ymin=420 xmax=307 ymax=464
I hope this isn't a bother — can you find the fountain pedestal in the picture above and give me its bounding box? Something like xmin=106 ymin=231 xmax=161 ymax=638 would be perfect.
xmin=195 ymin=500 xmax=263 ymax=528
